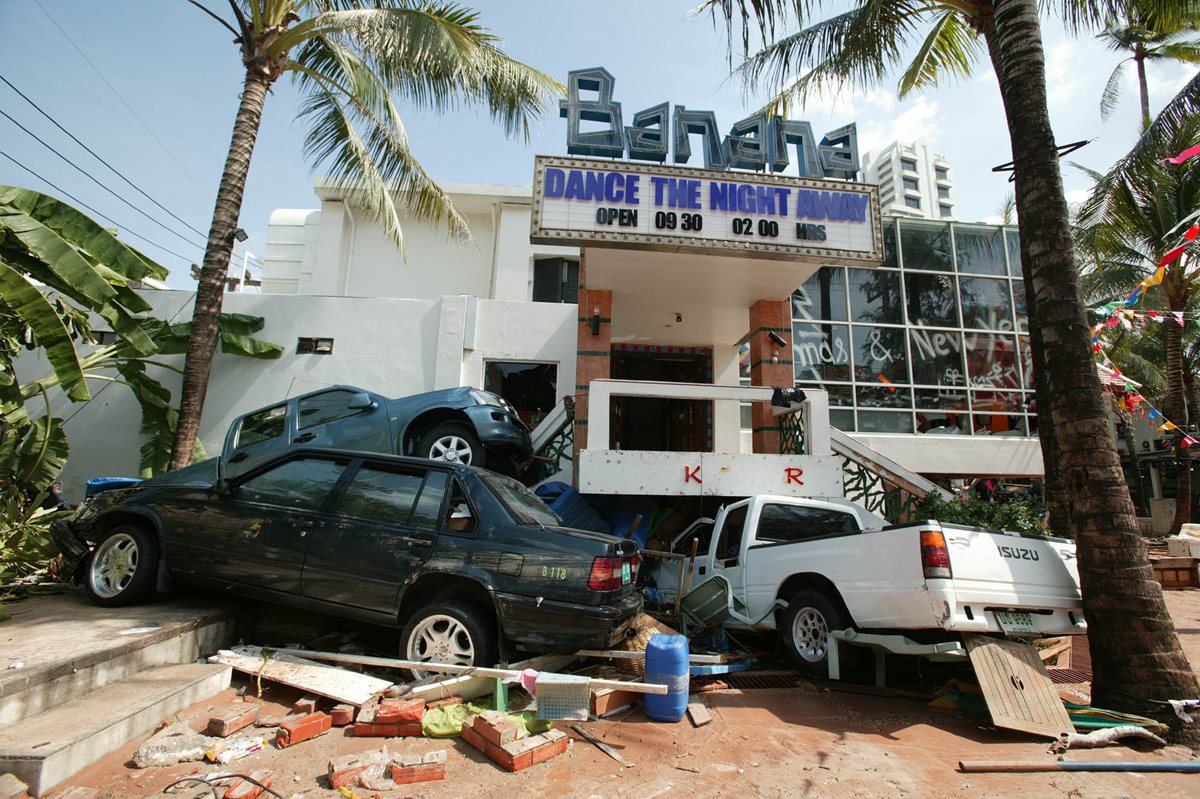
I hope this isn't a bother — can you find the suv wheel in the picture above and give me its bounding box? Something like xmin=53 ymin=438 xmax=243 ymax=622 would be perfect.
xmin=85 ymin=525 xmax=158 ymax=607
xmin=418 ymin=423 xmax=486 ymax=469
xmin=401 ymin=600 xmax=498 ymax=676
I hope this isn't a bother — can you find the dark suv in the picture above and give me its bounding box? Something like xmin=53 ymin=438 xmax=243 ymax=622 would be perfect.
xmin=54 ymin=449 xmax=642 ymax=667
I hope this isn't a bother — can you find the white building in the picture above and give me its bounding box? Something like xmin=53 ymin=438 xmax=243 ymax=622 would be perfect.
xmin=861 ymin=140 xmax=955 ymax=221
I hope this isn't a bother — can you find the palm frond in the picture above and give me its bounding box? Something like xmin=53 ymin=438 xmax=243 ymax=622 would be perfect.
xmin=897 ymin=10 xmax=983 ymax=98
xmin=1099 ymin=60 xmax=1127 ymax=121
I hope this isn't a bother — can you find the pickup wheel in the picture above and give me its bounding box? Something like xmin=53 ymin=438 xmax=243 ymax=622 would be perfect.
xmin=418 ymin=423 xmax=486 ymax=469
xmin=401 ymin=600 xmax=498 ymax=677
xmin=84 ymin=525 xmax=158 ymax=607
xmin=780 ymin=589 xmax=851 ymax=675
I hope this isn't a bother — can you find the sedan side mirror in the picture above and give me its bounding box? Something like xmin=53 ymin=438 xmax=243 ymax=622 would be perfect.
xmin=348 ymin=392 xmax=377 ymax=411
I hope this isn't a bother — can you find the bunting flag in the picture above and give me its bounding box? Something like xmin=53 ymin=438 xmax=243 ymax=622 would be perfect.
xmin=1162 ymin=142 xmax=1200 ymax=165
xmin=1187 ymin=225 xmax=1199 ymax=242
xmin=1160 ymin=244 xmax=1188 ymax=268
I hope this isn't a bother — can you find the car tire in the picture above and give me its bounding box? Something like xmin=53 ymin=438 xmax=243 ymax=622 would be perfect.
xmin=401 ymin=600 xmax=498 ymax=676
xmin=780 ymin=589 xmax=853 ymax=676
xmin=84 ymin=524 xmax=158 ymax=607
xmin=417 ymin=422 xmax=486 ymax=469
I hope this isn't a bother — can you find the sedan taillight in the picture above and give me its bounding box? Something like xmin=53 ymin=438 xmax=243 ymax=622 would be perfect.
xmin=588 ymin=555 xmax=639 ymax=591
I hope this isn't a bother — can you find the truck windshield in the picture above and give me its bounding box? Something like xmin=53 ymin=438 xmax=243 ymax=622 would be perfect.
xmin=478 ymin=472 xmax=562 ymax=528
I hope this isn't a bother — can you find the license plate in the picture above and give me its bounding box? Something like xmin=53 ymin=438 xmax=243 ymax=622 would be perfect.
xmin=995 ymin=610 xmax=1038 ymax=636
xmin=622 ymin=562 xmax=632 ymax=584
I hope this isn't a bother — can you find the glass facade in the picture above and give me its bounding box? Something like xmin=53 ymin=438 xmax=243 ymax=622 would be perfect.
xmin=792 ymin=217 xmax=1033 ymax=437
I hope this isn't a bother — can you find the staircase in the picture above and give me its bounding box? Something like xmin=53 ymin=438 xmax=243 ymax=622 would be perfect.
xmin=0 ymin=591 xmax=237 ymax=796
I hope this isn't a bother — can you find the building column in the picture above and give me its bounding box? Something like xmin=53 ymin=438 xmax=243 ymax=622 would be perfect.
xmin=748 ymin=298 xmax=793 ymax=454
xmin=573 ymin=249 xmax=611 ymax=464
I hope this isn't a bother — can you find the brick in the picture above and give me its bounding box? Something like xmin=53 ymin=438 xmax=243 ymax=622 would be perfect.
xmin=353 ymin=721 xmax=423 ymax=738
xmin=390 ymin=761 xmax=446 ymax=785
xmin=328 ymin=749 xmax=390 ymax=790
xmin=330 ymin=704 xmax=356 ymax=726
xmin=377 ymin=697 xmax=425 ymax=723
xmin=426 ymin=696 xmax=464 ymax=711
xmin=292 ymin=696 xmax=318 ymax=715
xmin=207 ymin=705 xmax=260 ymax=737
xmin=473 ymin=710 xmax=517 ymax=746
xmin=223 ymin=769 xmax=273 ymax=799
xmin=255 ymin=712 xmax=302 ymax=728
xmin=0 ymin=773 xmax=28 ymax=799
xmin=45 ymin=789 xmax=100 ymax=799
xmin=275 ymin=712 xmax=332 ymax=748
xmin=530 ymin=729 xmax=569 ymax=765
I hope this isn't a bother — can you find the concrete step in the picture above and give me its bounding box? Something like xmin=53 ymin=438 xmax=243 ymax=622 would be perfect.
xmin=0 ymin=591 xmax=238 ymax=725
xmin=0 ymin=662 xmax=232 ymax=797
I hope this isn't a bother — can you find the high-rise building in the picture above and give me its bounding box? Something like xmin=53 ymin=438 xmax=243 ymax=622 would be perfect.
xmin=861 ymin=140 xmax=955 ymax=220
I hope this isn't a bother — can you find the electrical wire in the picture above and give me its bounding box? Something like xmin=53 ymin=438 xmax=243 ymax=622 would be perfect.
xmin=0 ymin=107 xmax=207 ymax=251
xmin=0 ymin=147 xmax=195 ymax=264
xmin=0 ymin=72 xmax=209 ymax=240
xmin=33 ymin=0 xmax=209 ymax=195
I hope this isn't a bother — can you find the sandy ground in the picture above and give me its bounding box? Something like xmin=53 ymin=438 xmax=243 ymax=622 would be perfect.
xmin=47 ymin=590 xmax=1200 ymax=799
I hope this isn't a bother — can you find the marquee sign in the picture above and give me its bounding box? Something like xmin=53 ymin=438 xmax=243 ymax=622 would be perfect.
xmin=530 ymin=155 xmax=883 ymax=263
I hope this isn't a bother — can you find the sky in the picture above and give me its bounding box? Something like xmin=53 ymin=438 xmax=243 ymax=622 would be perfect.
xmin=0 ymin=1 xmax=1195 ymax=290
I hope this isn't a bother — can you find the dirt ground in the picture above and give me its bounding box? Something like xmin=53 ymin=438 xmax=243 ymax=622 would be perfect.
xmin=48 ymin=590 xmax=1200 ymax=799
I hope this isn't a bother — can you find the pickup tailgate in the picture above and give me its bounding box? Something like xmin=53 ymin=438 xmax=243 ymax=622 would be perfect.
xmin=934 ymin=524 xmax=1085 ymax=636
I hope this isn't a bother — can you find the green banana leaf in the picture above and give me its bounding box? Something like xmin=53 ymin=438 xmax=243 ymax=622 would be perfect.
xmin=0 ymin=261 xmax=89 ymax=401
xmin=15 ymin=415 xmax=68 ymax=493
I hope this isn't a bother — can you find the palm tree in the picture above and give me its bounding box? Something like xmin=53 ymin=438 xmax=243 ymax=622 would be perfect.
xmin=699 ymin=0 xmax=1200 ymax=738
xmin=1098 ymin=4 xmax=1200 ymax=128
xmin=169 ymin=0 xmax=560 ymax=469
xmin=1077 ymin=113 xmax=1200 ymax=528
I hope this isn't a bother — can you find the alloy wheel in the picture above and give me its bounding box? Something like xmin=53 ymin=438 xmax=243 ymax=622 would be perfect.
xmin=790 ymin=606 xmax=829 ymax=662
xmin=90 ymin=533 xmax=140 ymax=599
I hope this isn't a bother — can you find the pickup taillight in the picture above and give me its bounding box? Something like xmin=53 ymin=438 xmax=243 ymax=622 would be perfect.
xmin=920 ymin=530 xmax=952 ymax=579
xmin=588 ymin=554 xmax=639 ymax=591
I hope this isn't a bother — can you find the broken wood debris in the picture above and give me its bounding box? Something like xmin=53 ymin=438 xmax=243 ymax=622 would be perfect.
xmin=570 ymin=723 xmax=635 ymax=768
xmin=958 ymin=759 xmax=1200 ymax=773
xmin=209 ymin=646 xmax=392 ymax=706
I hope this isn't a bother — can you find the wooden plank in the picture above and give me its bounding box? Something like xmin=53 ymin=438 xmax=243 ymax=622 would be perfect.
xmin=570 ymin=723 xmax=635 ymax=768
xmin=963 ymin=634 xmax=1073 ymax=740
xmin=575 ymin=649 xmax=725 ymax=664
xmin=412 ymin=655 xmax=575 ymax=702
xmin=209 ymin=646 xmax=392 ymax=706
xmin=686 ymin=698 xmax=712 ymax=727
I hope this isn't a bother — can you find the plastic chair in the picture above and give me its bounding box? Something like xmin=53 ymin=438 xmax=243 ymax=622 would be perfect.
xmin=679 ymin=574 xmax=787 ymax=631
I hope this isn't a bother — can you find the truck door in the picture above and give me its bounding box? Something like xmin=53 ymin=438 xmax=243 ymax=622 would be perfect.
xmin=710 ymin=502 xmax=750 ymax=605
xmin=223 ymin=402 xmax=291 ymax=481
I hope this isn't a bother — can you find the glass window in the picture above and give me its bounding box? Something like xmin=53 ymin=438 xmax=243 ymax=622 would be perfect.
xmin=917 ymin=410 xmax=967 ymax=435
xmin=939 ymin=205 xmax=954 ymax=218
xmin=902 ymin=177 xmax=919 ymax=191
xmin=1018 ymin=335 xmax=1035 ymax=389
xmin=1005 ymin=230 xmax=1022 ymax=276
xmin=756 ymin=504 xmax=858 ymax=543
xmin=964 ymin=332 xmax=1021 ymax=389
xmin=442 ymin=481 xmax=477 ymax=535
xmin=935 ymin=166 xmax=949 ymax=180
xmin=904 ymin=196 xmax=921 ymax=209
xmin=937 ymin=187 xmax=951 ymax=199
xmin=671 ymin=520 xmax=714 ymax=556
xmin=715 ymin=504 xmax=749 ymax=562
xmin=856 ymin=384 xmax=912 ymax=409
xmin=910 ymin=329 xmax=965 ymax=387
xmin=904 ymin=272 xmax=960 ymax=327
xmin=830 ymin=408 xmax=855 ymax=430
xmin=798 ymin=382 xmax=853 ymax=407
xmin=955 ymin=228 xmax=1006 ymax=276
xmin=484 ymin=361 xmax=558 ymax=428
xmin=851 ymin=325 xmax=909 ymax=385
xmin=793 ymin=323 xmax=851 ymax=382
xmin=898 ymin=220 xmax=953 ymax=272
xmin=532 ymin=257 xmax=579 ymax=303
xmin=479 ymin=471 xmax=561 ymax=527
xmin=915 ymin=386 xmax=968 ymax=411
xmin=901 ymin=158 xmax=918 ymax=172
xmin=336 ymin=466 xmax=424 ymax=524
xmin=857 ymin=410 xmax=914 ymax=433
xmin=298 ymin=390 xmax=360 ymax=430
xmin=848 ymin=268 xmax=903 ymax=325
xmin=237 ymin=458 xmax=345 ymax=511
xmin=970 ymin=390 xmax=1026 ymax=435
xmin=960 ymin=277 xmax=1014 ymax=330
xmin=882 ymin=222 xmax=898 ymax=269
xmin=234 ymin=405 xmax=287 ymax=448
xmin=793 ymin=269 xmax=848 ymax=322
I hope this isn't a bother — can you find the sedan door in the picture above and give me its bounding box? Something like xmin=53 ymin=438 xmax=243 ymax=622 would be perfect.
xmin=188 ymin=455 xmax=348 ymax=595
xmin=301 ymin=462 xmax=444 ymax=614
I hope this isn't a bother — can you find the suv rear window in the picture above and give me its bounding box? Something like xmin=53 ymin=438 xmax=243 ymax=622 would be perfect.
xmin=236 ymin=405 xmax=286 ymax=448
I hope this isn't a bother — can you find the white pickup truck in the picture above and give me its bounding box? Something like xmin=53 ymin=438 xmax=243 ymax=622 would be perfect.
xmin=653 ymin=495 xmax=1085 ymax=673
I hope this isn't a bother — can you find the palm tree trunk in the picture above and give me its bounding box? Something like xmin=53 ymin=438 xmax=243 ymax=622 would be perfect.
xmin=168 ymin=70 xmax=271 ymax=470
xmin=1135 ymin=49 xmax=1151 ymax=130
xmin=1027 ymin=303 xmax=1070 ymax=536
xmin=988 ymin=0 xmax=1200 ymax=740
xmin=1166 ymin=294 xmax=1192 ymax=529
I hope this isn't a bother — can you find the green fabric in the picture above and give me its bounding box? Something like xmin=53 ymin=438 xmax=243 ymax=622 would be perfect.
xmin=421 ymin=702 xmax=554 ymax=739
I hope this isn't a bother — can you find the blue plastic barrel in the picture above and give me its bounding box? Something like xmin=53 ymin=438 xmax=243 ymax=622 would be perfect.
xmin=84 ymin=477 xmax=143 ymax=499
xmin=643 ymin=633 xmax=690 ymax=722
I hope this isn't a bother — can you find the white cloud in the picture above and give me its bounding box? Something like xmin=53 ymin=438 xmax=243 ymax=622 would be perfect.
xmin=856 ymin=94 xmax=941 ymax=155
xmin=1044 ymin=38 xmax=1091 ymax=112
xmin=1065 ymin=188 xmax=1091 ymax=205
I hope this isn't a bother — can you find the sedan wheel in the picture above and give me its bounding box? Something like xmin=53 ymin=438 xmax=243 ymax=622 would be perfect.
xmin=85 ymin=525 xmax=158 ymax=607
xmin=407 ymin=614 xmax=476 ymax=666
xmin=400 ymin=600 xmax=499 ymax=678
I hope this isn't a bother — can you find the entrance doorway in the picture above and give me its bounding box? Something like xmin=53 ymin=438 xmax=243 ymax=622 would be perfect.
xmin=609 ymin=345 xmax=712 ymax=452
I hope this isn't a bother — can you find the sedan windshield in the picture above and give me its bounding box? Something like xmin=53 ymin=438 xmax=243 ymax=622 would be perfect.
xmin=478 ymin=471 xmax=561 ymax=527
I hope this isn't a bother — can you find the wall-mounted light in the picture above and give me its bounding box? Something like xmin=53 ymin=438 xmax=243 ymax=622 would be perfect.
xmin=589 ymin=307 xmax=601 ymax=335
xmin=229 ymin=227 xmax=249 ymax=243
xmin=768 ymin=331 xmax=788 ymax=348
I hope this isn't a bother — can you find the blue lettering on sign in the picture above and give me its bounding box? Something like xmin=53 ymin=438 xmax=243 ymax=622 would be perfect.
xmin=545 ymin=168 xmax=641 ymax=204
xmin=795 ymin=190 xmax=869 ymax=223
xmin=708 ymin=182 xmax=792 ymax=216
